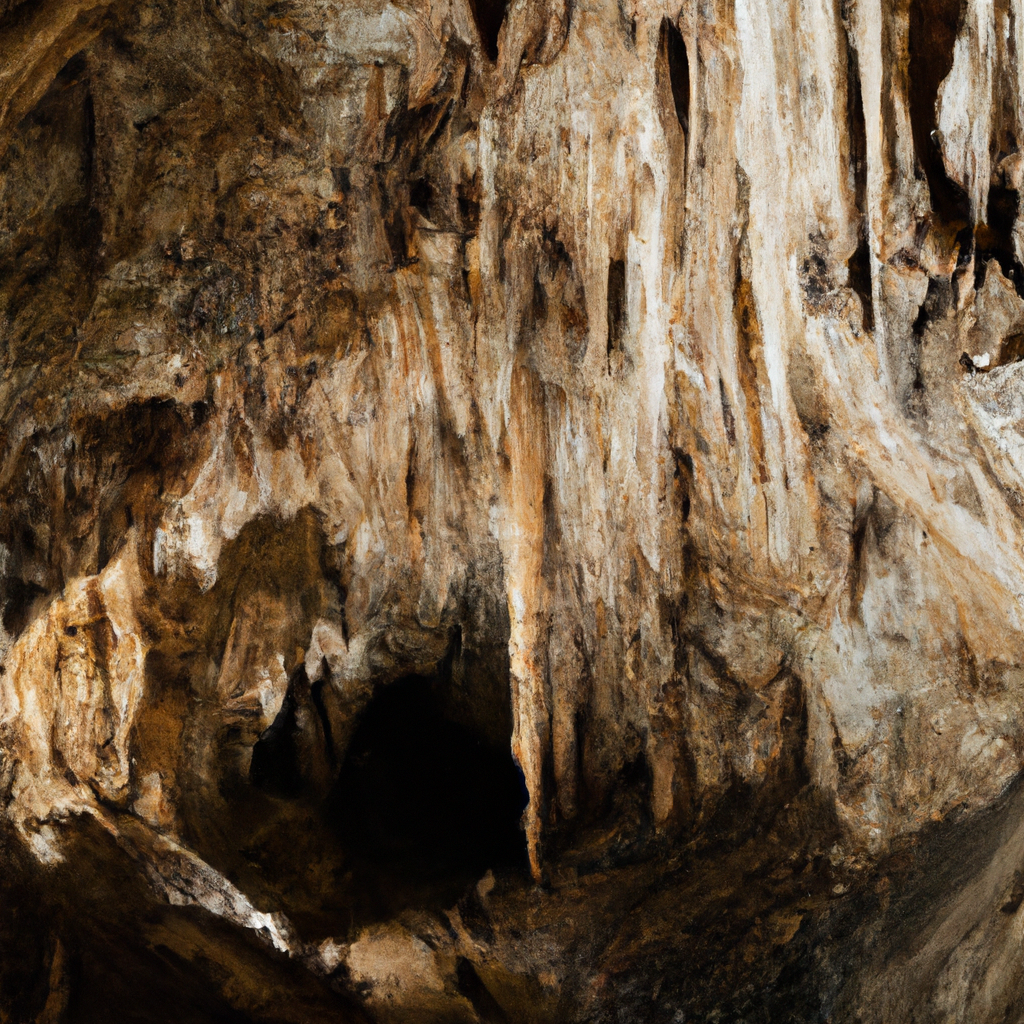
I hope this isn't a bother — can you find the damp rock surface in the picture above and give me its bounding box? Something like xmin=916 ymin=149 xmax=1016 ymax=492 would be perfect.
xmin=4 ymin=0 xmax=1024 ymax=1021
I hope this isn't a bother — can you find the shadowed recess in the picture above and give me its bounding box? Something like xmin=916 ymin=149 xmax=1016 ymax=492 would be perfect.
xmin=328 ymin=674 xmax=529 ymax=924
xmin=607 ymin=257 xmax=627 ymax=362
xmin=977 ymin=177 xmax=1024 ymax=299
xmin=249 ymin=686 xmax=303 ymax=799
xmin=908 ymin=0 xmax=970 ymax=229
xmin=844 ymin=18 xmax=873 ymax=331
xmin=467 ymin=0 xmax=508 ymax=62
xmin=660 ymin=18 xmax=690 ymax=136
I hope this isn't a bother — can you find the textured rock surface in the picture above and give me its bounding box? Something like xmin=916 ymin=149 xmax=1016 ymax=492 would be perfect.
xmin=5 ymin=0 xmax=1024 ymax=1020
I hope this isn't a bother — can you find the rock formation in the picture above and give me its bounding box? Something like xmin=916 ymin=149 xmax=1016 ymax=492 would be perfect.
xmin=4 ymin=0 xmax=1024 ymax=1020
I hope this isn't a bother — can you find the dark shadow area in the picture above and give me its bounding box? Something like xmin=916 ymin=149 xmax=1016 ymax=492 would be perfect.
xmin=772 ymin=769 xmax=1024 ymax=1022
xmin=660 ymin=18 xmax=690 ymax=136
xmin=249 ymin=664 xmax=337 ymax=805
xmin=328 ymin=675 xmax=529 ymax=926
xmin=0 ymin=51 xmax=104 ymax=369
xmin=250 ymin=687 xmax=303 ymax=799
xmin=607 ymin=258 xmax=627 ymax=363
xmin=844 ymin=21 xmax=874 ymax=332
xmin=160 ymin=513 xmax=522 ymax=942
xmin=848 ymin=235 xmax=874 ymax=332
xmin=0 ymin=816 xmax=361 ymax=1024
xmin=457 ymin=956 xmax=513 ymax=1024
xmin=908 ymin=0 xmax=970 ymax=228
xmin=977 ymin=180 xmax=1024 ymax=298
xmin=0 ymin=828 xmax=55 ymax=1024
xmin=1 ymin=574 xmax=47 ymax=638
xmin=997 ymin=330 xmax=1024 ymax=365
xmin=467 ymin=0 xmax=508 ymax=62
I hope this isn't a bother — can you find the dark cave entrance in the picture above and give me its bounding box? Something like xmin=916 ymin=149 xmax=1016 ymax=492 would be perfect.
xmin=327 ymin=674 xmax=530 ymax=924
xmin=236 ymin=605 xmax=527 ymax=935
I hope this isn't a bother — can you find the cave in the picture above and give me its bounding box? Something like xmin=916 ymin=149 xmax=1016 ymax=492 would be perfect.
xmin=14 ymin=0 xmax=1024 ymax=1020
xmin=328 ymin=674 xmax=530 ymax=925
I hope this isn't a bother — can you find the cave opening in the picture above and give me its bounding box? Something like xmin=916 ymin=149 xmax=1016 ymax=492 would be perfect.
xmin=327 ymin=673 xmax=529 ymax=925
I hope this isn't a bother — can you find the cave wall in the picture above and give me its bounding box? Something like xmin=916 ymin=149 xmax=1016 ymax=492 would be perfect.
xmin=4 ymin=0 xmax=1024 ymax=1020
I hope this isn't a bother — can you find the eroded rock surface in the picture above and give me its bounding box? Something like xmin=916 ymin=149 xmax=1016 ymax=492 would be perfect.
xmin=4 ymin=0 xmax=1024 ymax=1020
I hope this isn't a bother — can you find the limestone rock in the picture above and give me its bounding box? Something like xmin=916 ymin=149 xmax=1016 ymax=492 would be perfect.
xmin=4 ymin=0 xmax=1024 ymax=1020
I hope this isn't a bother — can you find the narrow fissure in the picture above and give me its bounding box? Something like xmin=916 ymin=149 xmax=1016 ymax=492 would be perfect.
xmin=607 ymin=258 xmax=627 ymax=366
xmin=848 ymin=237 xmax=874 ymax=332
xmin=719 ymin=377 xmax=737 ymax=447
xmin=844 ymin=22 xmax=874 ymax=332
xmin=467 ymin=0 xmax=508 ymax=62
xmin=673 ymin=449 xmax=694 ymax=525
xmin=660 ymin=18 xmax=691 ymax=137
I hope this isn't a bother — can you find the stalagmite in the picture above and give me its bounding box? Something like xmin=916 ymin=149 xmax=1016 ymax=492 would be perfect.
xmin=5 ymin=0 xmax=1024 ymax=1020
